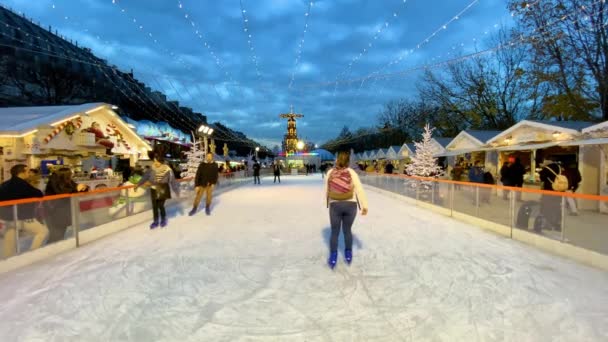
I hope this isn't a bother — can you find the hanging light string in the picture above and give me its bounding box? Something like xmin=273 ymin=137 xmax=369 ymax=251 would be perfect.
xmin=332 ymin=0 xmax=412 ymax=95
xmin=239 ymin=0 xmax=262 ymax=79
xmin=288 ymin=0 xmax=607 ymax=134
xmin=287 ymin=1 xmax=313 ymax=90
xmin=175 ymin=0 xmax=233 ymax=84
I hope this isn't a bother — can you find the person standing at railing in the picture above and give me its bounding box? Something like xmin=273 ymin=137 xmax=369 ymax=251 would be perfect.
xmin=539 ymin=160 xmax=566 ymax=232
xmin=500 ymin=159 xmax=513 ymax=200
xmin=135 ymin=154 xmax=179 ymax=229
xmin=324 ymin=151 xmax=368 ymax=269
xmin=44 ymin=167 xmax=89 ymax=243
xmin=0 ymin=164 xmax=49 ymax=258
xmin=511 ymin=158 xmax=526 ymax=201
xmin=564 ymin=163 xmax=582 ymax=216
xmin=190 ymin=152 xmax=219 ymax=216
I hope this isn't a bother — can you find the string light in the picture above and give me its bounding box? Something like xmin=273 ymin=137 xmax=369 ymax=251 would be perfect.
xmin=239 ymin=0 xmax=262 ymax=79
xmin=288 ymin=1 xmax=314 ymax=90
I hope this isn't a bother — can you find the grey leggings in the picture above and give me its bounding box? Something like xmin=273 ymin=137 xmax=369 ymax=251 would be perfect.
xmin=329 ymin=201 xmax=358 ymax=252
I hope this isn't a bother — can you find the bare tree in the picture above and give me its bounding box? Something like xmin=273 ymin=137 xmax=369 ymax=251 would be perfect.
xmin=509 ymin=0 xmax=607 ymax=120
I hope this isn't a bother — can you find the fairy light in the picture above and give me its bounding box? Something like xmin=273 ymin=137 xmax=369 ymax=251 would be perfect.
xmin=288 ymin=1 xmax=314 ymax=90
xmin=239 ymin=0 xmax=262 ymax=79
xmin=176 ymin=0 xmax=232 ymax=83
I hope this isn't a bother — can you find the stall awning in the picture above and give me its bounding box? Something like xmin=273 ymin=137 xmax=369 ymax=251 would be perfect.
xmin=494 ymin=141 xmax=562 ymax=151
xmin=435 ymin=148 xmax=490 ymax=157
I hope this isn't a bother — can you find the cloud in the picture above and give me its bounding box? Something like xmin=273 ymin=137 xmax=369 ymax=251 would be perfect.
xmin=2 ymin=0 xmax=511 ymax=146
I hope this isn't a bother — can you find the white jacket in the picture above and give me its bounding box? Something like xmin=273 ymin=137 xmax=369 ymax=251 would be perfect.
xmin=324 ymin=168 xmax=368 ymax=210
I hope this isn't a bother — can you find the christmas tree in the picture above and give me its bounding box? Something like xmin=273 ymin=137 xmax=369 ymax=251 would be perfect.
xmin=181 ymin=137 xmax=205 ymax=179
xmin=406 ymin=124 xmax=444 ymax=178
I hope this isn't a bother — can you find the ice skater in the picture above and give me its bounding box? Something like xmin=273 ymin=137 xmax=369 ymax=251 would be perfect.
xmin=135 ymin=152 xmax=179 ymax=229
xmin=253 ymin=160 xmax=261 ymax=184
xmin=324 ymin=151 xmax=368 ymax=269
xmin=273 ymin=162 xmax=281 ymax=183
xmin=190 ymin=152 xmax=219 ymax=216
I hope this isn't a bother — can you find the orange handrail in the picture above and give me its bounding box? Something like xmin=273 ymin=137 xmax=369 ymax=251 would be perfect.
xmin=364 ymin=172 xmax=608 ymax=201
xmin=0 ymin=175 xmax=216 ymax=208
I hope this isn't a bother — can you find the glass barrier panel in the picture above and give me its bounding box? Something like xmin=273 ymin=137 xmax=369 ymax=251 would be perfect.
xmin=475 ymin=186 xmax=514 ymax=228
xmin=433 ymin=181 xmax=451 ymax=210
xmin=452 ymin=182 xmax=479 ymax=218
xmin=0 ymin=197 xmax=78 ymax=260
xmin=77 ymin=189 xmax=127 ymax=231
xmin=400 ymin=178 xmax=418 ymax=199
xmin=563 ymin=197 xmax=608 ymax=255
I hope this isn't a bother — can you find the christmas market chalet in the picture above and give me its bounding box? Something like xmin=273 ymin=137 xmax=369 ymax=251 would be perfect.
xmin=0 ymin=103 xmax=151 ymax=185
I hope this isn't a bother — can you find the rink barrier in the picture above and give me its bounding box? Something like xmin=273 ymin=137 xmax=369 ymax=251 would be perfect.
xmin=361 ymin=172 xmax=608 ymax=271
xmin=0 ymin=171 xmax=265 ymax=274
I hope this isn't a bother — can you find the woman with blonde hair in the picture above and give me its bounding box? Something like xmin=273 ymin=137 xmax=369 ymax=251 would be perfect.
xmin=324 ymin=151 xmax=368 ymax=269
xmin=136 ymin=151 xmax=179 ymax=229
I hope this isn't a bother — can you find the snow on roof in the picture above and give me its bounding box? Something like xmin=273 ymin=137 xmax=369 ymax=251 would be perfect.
xmin=433 ymin=137 xmax=453 ymax=148
xmin=0 ymin=103 xmax=105 ymax=133
xmin=464 ymin=130 xmax=503 ymax=144
xmin=529 ymin=120 xmax=595 ymax=131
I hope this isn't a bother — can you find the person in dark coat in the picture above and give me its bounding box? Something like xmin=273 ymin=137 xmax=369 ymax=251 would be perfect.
xmin=510 ymin=157 xmax=526 ymax=201
xmin=190 ymin=152 xmax=219 ymax=216
xmin=273 ymin=162 xmax=281 ymax=184
xmin=500 ymin=159 xmax=513 ymax=199
xmin=0 ymin=164 xmax=49 ymax=257
xmin=253 ymin=160 xmax=261 ymax=184
xmin=44 ymin=167 xmax=88 ymax=242
xmin=538 ymin=161 xmax=564 ymax=231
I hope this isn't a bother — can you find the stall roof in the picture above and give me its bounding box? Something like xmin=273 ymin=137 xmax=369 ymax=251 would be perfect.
xmin=559 ymin=138 xmax=608 ymax=146
xmin=465 ymin=130 xmax=503 ymax=144
xmin=495 ymin=141 xmax=562 ymax=151
xmin=582 ymin=121 xmax=608 ymax=134
xmin=0 ymin=103 xmax=105 ymax=134
xmin=433 ymin=137 xmax=453 ymax=148
xmin=489 ymin=120 xmax=594 ymax=144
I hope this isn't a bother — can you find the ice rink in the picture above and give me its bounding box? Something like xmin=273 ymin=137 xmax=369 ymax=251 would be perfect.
xmin=1 ymin=175 xmax=607 ymax=341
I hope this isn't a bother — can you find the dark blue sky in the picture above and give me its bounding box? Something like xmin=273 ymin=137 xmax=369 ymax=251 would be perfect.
xmin=3 ymin=0 xmax=510 ymax=147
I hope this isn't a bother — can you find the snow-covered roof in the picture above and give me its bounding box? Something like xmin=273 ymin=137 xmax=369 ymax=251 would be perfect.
xmin=530 ymin=120 xmax=595 ymax=131
xmin=465 ymin=130 xmax=502 ymax=144
xmin=433 ymin=138 xmax=453 ymax=148
xmin=0 ymin=103 xmax=106 ymax=134
xmin=488 ymin=120 xmax=591 ymax=144
xmin=582 ymin=121 xmax=608 ymax=134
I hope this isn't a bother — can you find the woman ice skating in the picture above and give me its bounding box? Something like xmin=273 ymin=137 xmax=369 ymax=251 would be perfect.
xmin=324 ymin=151 xmax=368 ymax=269
xmin=190 ymin=152 xmax=219 ymax=216
xmin=135 ymin=152 xmax=179 ymax=229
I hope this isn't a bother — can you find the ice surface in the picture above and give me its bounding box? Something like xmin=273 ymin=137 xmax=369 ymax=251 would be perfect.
xmin=0 ymin=175 xmax=607 ymax=341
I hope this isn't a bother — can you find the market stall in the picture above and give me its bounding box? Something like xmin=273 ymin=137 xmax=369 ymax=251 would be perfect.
xmin=578 ymin=122 xmax=608 ymax=212
xmin=441 ymin=130 xmax=501 ymax=180
xmin=487 ymin=120 xmax=592 ymax=189
xmin=0 ymin=103 xmax=152 ymax=189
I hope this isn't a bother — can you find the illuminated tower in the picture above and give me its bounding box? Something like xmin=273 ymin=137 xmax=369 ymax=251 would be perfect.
xmin=280 ymin=106 xmax=304 ymax=154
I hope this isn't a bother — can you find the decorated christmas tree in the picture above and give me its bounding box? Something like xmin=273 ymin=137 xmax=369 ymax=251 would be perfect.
xmin=406 ymin=124 xmax=444 ymax=178
xmin=181 ymin=136 xmax=205 ymax=179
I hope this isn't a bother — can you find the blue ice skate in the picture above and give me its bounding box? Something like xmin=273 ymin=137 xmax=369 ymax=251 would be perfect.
xmin=344 ymin=249 xmax=352 ymax=265
xmin=205 ymin=206 xmax=211 ymax=216
xmin=150 ymin=221 xmax=159 ymax=229
xmin=160 ymin=218 xmax=168 ymax=228
xmin=328 ymin=251 xmax=338 ymax=269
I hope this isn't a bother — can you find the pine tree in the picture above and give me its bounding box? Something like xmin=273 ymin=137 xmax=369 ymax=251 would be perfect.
xmin=406 ymin=123 xmax=444 ymax=178
xmin=181 ymin=138 xmax=205 ymax=179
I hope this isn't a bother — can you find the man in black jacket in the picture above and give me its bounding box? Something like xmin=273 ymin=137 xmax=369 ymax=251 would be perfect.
xmin=0 ymin=164 xmax=48 ymax=258
xmin=190 ymin=153 xmax=219 ymax=216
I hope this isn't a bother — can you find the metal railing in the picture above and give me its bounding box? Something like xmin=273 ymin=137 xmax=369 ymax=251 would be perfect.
xmin=0 ymin=170 xmax=264 ymax=260
xmin=361 ymin=172 xmax=608 ymax=256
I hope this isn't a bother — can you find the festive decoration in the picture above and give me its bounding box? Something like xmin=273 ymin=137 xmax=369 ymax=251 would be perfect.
xmin=44 ymin=117 xmax=83 ymax=143
xmin=180 ymin=135 xmax=205 ymax=179
xmin=406 ymin=124 xmax=444 ymax=178
xmin=106 ymin=123 xmax=131 ymax=150
xmin=288 ymin=1 xmax=314 ymax=90
xmin=239 ymin=0 xmax=262 ymax=79
xmin=83 ymin=121 xmax=114 ymax=150
xmin=223 ymin=143 xmax=229 ymax=158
